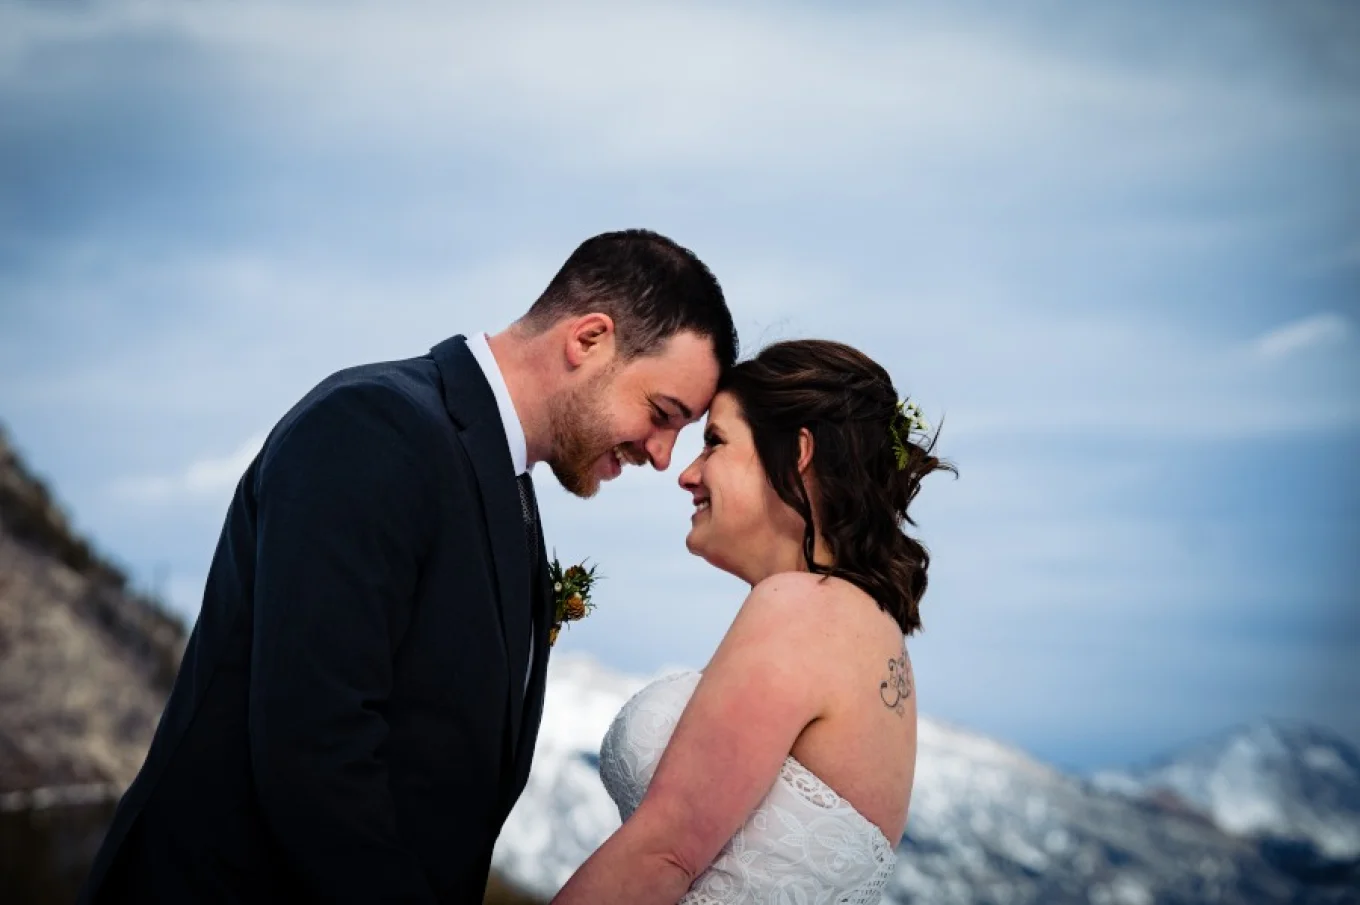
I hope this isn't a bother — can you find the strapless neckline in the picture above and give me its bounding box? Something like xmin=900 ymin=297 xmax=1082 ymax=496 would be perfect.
xmin=650 ymin=671 xmax=896 ymax=851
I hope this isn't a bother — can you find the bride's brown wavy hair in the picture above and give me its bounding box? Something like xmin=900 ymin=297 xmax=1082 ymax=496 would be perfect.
xmin=719 ymin=339 xmax=955 ymax=635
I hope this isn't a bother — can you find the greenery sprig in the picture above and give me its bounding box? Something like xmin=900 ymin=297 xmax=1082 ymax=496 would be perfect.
xmin=889 ymin=399 xmax=931 ymax=471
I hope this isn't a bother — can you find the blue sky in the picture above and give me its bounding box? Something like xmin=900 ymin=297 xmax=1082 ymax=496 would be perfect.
xmin=1 ymin=0 xmax=1357 ymax=771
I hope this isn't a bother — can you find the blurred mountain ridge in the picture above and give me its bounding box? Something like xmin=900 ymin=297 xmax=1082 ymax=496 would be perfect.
xmin=1094 ymin=719 xmax=1360 ymax=885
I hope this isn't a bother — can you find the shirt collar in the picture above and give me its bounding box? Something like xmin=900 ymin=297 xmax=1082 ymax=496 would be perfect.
xmin=464 ymin=331 xmax=529 ymax=476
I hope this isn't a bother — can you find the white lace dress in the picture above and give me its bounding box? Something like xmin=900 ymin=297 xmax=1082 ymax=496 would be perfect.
xmin=598 ymin=671 xmax=896 ymax=904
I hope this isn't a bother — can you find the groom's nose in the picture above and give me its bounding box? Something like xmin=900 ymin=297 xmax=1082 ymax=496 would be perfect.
xmin=645 ymin=431 xmax=677 ymax=471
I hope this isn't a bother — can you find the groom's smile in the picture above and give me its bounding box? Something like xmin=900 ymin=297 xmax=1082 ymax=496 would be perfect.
xmin=591 ymin=442 xmax=649 ymax=484
xmin=550 ymin=331 xmax=720 ymax=499
xmin=597 ymin=447 xmax=624 ymax=481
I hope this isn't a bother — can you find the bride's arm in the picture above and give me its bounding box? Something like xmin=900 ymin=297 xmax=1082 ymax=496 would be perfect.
xmin=550 ymin=574 xmax=829 ymax=905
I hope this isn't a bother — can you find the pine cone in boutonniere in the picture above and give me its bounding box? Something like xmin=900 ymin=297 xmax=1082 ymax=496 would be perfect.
xmin=548 ymin=555 xmax=599 ymax=646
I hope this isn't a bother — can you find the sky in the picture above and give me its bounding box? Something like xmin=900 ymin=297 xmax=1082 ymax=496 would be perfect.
xmin=1 ymin=0 xmax=1357 ymax=772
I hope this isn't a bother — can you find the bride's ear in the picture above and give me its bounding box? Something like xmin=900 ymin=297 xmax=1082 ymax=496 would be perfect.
xmin=797 ymin=428 xmax=815 ymax=475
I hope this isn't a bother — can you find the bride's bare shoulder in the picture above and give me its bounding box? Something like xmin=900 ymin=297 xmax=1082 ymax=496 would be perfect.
xmin=730 ymin=572 xmax=831 ymax=627
xmin=739 ymin=572 xmax=879 ymax=621
xmin=710 ymin=573 xmax=879 ymax=661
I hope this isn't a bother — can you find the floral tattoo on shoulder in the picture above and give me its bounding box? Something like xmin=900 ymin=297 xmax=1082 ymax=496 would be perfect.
xmin=880 ymin=650 xmax=913 ymax=716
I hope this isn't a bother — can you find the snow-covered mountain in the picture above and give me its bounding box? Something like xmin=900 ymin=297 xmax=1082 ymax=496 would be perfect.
xmin=491 ymin=656 xmax=646 ymax=895
xmin=491 ymin=655 xmax=1360 ymax=904
xmin=1093 ymin=721 xmax=1360 ymax=881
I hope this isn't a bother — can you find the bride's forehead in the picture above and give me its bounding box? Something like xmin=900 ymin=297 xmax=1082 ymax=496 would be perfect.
xmin=705 ymin=392 xmax=745 ymax=424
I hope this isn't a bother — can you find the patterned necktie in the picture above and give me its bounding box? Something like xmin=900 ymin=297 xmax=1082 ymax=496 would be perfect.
xmin=516 ymin=473 xmax=541 ymax=684
xmin=516 ymin=472 xmax=540 ymax=560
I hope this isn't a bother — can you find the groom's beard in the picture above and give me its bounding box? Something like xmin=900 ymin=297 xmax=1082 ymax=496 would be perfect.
xmin=547 ymin=370 xmax=616 ymax=499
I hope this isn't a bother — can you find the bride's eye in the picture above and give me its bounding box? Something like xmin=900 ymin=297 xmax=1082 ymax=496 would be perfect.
xmin=703 ymin=430 xmax=721 ymax=449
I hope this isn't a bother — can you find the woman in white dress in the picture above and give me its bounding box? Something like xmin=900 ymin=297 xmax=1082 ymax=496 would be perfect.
xmin=552 ymin=339 xmax=953 ymax=904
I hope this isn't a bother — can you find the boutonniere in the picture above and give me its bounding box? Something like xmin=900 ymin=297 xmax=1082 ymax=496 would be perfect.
xmin=548 ymin=554 xmax=599 ymax=647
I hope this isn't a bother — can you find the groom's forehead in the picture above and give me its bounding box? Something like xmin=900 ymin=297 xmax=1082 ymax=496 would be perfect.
xmin=638 ymin=334 xmax=720 ymax=410
xmin=647 ymin=379 xmax=713 ymax=425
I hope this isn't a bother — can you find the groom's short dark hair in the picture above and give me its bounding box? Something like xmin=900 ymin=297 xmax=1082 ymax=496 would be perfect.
xmin=524 ymin=229 xmax=738 ymax=370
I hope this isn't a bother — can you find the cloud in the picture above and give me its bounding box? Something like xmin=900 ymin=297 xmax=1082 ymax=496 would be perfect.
xmin=6 ymin=237 xmax=1354 ymax=520
xmin=4 ymin=0 xmax=1355 ymax=195
xmin=1254 ymin=312 xmax=1354 ymax=361
xmin=112 ymin=434 xmax=264 ymax=504
xmin=1303 ymin=236 xmax=1360 ymax=275
xmin=733 ymin=270 xmax=1360 ymax=441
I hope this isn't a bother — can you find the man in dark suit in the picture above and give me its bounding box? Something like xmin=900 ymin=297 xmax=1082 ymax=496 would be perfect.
xmin=78 ymin=229 xmax=739 ymax=904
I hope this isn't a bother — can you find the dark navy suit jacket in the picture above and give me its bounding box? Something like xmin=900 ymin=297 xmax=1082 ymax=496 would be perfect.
xmin=78 ymin=336 xmax=554 ymax=904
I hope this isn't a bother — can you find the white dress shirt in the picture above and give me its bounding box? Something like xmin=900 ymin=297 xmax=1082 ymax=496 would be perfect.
xmin=464 ymin=331 xmax=528 ymax=478
xmin=463 ymin=332 xmax=537 ymax=688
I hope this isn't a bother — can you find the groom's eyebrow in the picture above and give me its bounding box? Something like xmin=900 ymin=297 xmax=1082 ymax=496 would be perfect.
xmin=660 ymin=395 xmax=694 ymax=421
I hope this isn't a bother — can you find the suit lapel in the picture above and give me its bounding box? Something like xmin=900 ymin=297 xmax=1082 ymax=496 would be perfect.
xmin=512 ymin=526 xmax=555 ymax=790
xmin=430 ymin=336 xmax=533 ymax=756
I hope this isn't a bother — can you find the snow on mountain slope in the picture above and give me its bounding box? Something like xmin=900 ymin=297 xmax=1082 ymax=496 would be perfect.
xmin=490 ymin=655 xmax=649 ymax=897
xmin=898 ymin=716 xmax=1304 ymax=904
xmin=1093 ymin=721 xmax=1360 ymax=865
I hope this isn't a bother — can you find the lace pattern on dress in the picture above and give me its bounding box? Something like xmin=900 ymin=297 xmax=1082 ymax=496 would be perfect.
xmin=598 ymin=670 xmax=897 ymax=905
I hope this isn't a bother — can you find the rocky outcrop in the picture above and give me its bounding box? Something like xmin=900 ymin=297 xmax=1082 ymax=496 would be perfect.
xmin=0 ymin=425 xmax=186 ymax=903
xmin=0 ymin=426 xmax=185 ymax=798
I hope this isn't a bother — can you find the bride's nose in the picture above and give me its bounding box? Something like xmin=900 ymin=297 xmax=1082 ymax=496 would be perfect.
xmin=678 ymin=455 xmax=702 ymax=491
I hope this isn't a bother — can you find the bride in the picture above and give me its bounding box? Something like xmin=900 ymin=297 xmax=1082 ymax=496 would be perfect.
xmin=551 ymin=339 xmax=954 ymax=904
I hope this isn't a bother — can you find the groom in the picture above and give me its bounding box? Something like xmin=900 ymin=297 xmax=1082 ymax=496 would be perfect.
xmin=78 ymin=229 xmax=738 ymax=904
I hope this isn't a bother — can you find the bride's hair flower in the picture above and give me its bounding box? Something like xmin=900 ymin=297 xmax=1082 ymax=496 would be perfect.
xmin=547 ymin=554 xmax=599 ymax=646
xmin=889 ymin=398 xmax=931 ymax=471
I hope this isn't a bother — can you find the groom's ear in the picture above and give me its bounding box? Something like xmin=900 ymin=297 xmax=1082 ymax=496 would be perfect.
xmin=564 ymin=313 xmax=616 ymax=369
xmin=797 ymin=427 xmax=815 ymax=475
